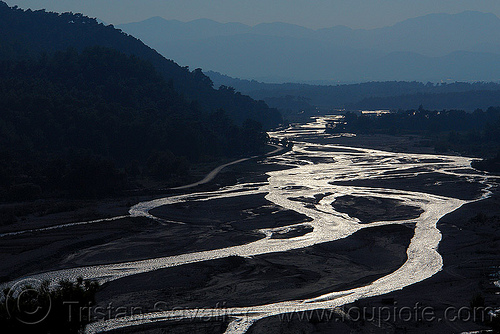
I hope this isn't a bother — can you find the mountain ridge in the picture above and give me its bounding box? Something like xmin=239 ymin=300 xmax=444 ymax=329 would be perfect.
xmin=206 ymin=70 xmax=500 ymax=112
xmin=0 ymin=1 xmax=281 ymax=128
xmin=0 ymin=1 xmax=280 ymax=199
xmin=118 ymin=11 xmax=500 ymax=83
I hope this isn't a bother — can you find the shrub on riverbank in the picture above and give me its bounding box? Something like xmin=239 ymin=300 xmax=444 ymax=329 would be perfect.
xmin=0 ymin=277 xmax=99 ymax=334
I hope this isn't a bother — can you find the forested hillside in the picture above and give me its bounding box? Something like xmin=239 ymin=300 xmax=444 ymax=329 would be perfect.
xmin=0 ymin=2 xmax=278 ymax=201
xmin=0 ymin=47 xmax=270 ymax=200
xmin=208 ymin=71 xmax=500 ymax=113
xmin=0 ymin=2 xmax=281 ymax=128
xmin=328 ymin=107 xmax=500 ymax=159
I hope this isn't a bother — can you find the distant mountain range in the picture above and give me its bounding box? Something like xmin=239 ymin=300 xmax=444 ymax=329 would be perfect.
xmin=207 ymin=71 xmax=500 ymax=112
xmin=0 ymin=1 xmax=281 ymax=199
xmin=118 ymin=12 xmax=500 ymax=83
xmin=0 ymin=2 xmax=280 ymax=129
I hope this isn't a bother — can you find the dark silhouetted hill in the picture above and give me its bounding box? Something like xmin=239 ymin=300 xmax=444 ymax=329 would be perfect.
xmin=0 ymin=2 xmax=279 ymax=200
xmin=207 ymin=71 xmax=500 ymax=112
xmin=0 ymin=47 xmax=271 ymax=199
xmin=0 ymin=2 xmax=281 ymax=128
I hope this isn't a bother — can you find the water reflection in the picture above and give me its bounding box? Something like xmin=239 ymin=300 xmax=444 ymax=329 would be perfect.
xmin=5 ymin=117 xmax=498 ymax=334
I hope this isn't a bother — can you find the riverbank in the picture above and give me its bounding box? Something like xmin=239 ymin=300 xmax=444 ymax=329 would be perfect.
xmin=0 ymin=144 xmax=284 ymax=236
xmin=81 ymin=132 xmax=487 ymax=333
xmin=94 ymin=224 xmax=413 ymax=316
xmin=2 ymin=127 xmax=498 ymax=334
xmin=0 ymin=147 xmax=286 ymax=282
xmin=244 ymin=192 xmax=500 ymax=333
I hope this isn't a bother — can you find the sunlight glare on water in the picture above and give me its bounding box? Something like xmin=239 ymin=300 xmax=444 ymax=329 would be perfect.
xmin=4 ymin=117 xmax=496 ymax=334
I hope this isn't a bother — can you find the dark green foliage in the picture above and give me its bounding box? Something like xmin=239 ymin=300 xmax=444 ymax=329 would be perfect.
xmin=146 ymin=151 xmax=189 ymax=181
xmin=209 ymin=71 xmax=500 ymax=112
xmin=331 ymin=108 xmax=500 ymax=136
xmin=328 ymin=107 xmax=500 ymax=158
xmin=0 ymin=208 xmax=17 ymax=226
xmin=61 ymin=157 xmax=125 ymax=198
xmin=6 ymin=183 xmax=42 ymax=201
xmin=0 ymin=277 xmax=100 ymax=334
xmin=0 ymin=2 xmax=281 ymax=129
xmin=0 ymin=47 xmax=271 ymax=199
xmin=353 ymin=89 xmax=500 ymax=112
xmin=0 ymin=1 xmax=283 ymax=200
xmin=241 ymin=119 xmax=270 ymax=154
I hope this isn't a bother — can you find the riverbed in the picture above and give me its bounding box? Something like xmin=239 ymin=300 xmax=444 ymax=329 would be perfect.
xmin=3 ymin=117 xmax=499 ymax=333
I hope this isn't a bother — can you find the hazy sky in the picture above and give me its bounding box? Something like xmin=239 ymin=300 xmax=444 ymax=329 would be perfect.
xmin=5 ymin=0 xmax=500 ymax=29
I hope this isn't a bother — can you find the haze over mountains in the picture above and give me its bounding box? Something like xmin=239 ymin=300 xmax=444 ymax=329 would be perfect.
xmin=206 ymin=72 xmax=500 ymax=112
xmin=0 ymin=2 xmax=280 ymax=199
xmin=0 ymin=2 xmax=280 ymax=128
xmin=118 ymin=11 xmax=500 ymax=83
